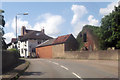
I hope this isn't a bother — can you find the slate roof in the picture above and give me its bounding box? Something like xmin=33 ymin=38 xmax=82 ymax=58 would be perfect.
xmin=20 ymin=31 xmax=52 ymax=41
xmin=36 ymin=34 xmax=72 ymax=47
xmin=36 ymin=39 xmax=56 ymax=47
xmin=26 ymin=29 xmax=37 ymax=33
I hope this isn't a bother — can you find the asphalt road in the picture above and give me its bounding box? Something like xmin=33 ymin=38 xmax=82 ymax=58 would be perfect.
xmin=19 ymin=59 xmax=118 ymax=79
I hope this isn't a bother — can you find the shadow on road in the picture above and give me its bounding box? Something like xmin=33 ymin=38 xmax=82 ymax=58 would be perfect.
xmin=22 ymin=72 xmax=44 ymax=76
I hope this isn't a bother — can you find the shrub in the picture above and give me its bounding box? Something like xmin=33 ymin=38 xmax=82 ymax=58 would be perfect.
xmin=8 ymin=48 xmax=20 ymax=58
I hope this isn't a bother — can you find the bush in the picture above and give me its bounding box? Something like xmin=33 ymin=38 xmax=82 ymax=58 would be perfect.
xmin=8 ymin=48 xmax=20 ymax=58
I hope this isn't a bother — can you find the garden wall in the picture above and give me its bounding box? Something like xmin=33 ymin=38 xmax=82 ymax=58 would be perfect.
xmin=54 ymin=50 xmax=119 ymax=60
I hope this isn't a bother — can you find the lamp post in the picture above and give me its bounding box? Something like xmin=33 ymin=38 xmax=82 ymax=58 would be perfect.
xmin=16 ymin=13 xmax=28 ymax=39
xmin=15 ymin=13 xmax=28 ymax=49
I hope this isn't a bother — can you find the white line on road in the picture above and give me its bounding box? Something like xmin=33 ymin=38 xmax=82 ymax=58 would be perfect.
xmin=52 ymin=62 xmax=59 ymax=65
xmin=60 ymin=65 xmax=69 ymax=70
xmin=72 ymin=72 xmax=83 ymax=80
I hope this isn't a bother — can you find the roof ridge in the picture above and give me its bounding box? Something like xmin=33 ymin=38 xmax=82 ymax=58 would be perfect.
xmin=57 ymin=34 xmax=71 ymax=37
xmin=53 ymin=34 xmax=72 ymax=44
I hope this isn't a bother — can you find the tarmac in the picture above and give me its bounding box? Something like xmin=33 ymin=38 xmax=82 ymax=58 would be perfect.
xmin=2 ymin=59 xmax=30 ymax=80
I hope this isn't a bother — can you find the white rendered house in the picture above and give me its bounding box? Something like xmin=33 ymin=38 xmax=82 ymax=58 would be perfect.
xmin=7 ymin=26 xmax=52 ymax=58
xmin=18 ymin=26 xmax=52 ymax=58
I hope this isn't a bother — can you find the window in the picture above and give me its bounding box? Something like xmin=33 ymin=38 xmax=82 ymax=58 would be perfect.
xmin=25 ymin=41 xmax=27 ymax=46
xmin=21 ymin=49 xmax=23 ymax=54
xmin=32 ymin=48 xmax=35 ymax=52
xmin=38 ymin=41 xmax=41 ymax=44
xmin=83 ymin=33 xmax=87 ymax=42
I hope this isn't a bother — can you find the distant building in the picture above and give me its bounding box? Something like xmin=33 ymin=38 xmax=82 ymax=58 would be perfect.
xmin=79 ymin=27 xmax=99 ymax=51
xmin=36 ymin=34 xmax=78 ymax=58
xmin=7 ymin=38 xmax=17 ymax=49
xmin=8 ymin=26 xmax=52 ymax=58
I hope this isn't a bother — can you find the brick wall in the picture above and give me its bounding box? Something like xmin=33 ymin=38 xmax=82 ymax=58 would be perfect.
xmin=82 ymin=28 xmax=99 ymax=51
xmin=36 ymin=45 xmax=52 ymax=58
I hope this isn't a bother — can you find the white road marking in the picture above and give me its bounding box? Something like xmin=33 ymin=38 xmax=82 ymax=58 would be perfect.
xmin=52 ymin=62 xmax=59 ymax=65
xmin=60 ymin=65 xmax=69 ymax=70
xmin=48 ymin=60 xmax=82 ymax=80
xmin=72 ymin=72 xmax=83 ymax=80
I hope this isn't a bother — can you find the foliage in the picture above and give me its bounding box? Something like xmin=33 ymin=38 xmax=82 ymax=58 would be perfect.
xmin=76 ymin=5 xmax=120 ymax=50
xmin=0 ymin=10 xmax=6 ymax=50
xmin=76 ymin=25 xmax=100 ymax=50
xmin=76 ymin=32 xmax=84 ymax=50
xmin=8 ymin=48 xmax=20 ymax=58
xmin=0 ymin=12 xmax=5 ymax=27
xmin=83 ymin=25 xmax=100 ymax=38
xmin=100 ymin=5 xmax=120 ymax=49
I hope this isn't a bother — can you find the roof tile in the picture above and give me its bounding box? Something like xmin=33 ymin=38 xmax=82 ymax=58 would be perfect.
xmin=53 ymin=34 xmax=71 ymax=44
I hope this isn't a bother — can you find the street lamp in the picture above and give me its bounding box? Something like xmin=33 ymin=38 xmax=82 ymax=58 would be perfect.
xmin=16 ymin=13 xmax=28 ymax=39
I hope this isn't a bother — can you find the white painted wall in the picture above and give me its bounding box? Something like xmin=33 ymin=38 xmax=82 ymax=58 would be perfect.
xmin=7 ymin=43 xmax=16 ymax=49
xmin=19 ymin=40 xmax=39 ymax=58
xmin=19 ymin=41 xmax=28 ymax=58
xmin=8 ymin=39 xmax=46 ymax=58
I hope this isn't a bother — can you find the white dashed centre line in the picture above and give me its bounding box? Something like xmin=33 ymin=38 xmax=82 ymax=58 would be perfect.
xmin=52 ymin=62 xmax=59 ymax=65
xmin=49 ymin=60 xmax=82 ymax=79
xmin=72 ymin=72 xmax=83 ymax=80
xmin=60 ymin=65 xmax=69 ymax=70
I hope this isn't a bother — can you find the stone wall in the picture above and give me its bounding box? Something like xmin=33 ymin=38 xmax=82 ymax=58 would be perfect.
xmin=52 ymin=44 xmax=65 ymax=58
xmin=53 ymin=50 xmax=119 ymax=60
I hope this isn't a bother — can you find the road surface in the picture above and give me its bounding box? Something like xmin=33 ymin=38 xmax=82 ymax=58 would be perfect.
xmin=19 ymin=59 xmax=118 ymax=79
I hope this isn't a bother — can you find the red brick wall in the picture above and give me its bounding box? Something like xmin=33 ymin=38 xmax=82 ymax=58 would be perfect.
xmin=84 ymin=31 xmax=94 ymax=50
xmin=36 ymin=46 xmax=52 ymax=58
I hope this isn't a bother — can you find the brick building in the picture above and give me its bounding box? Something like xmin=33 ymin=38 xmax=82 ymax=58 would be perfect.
xmin=36 ymin=34 xmax=78 ymax=58
xmin=7 ymin=26 xmax=52 ymax=58
xmin=80 ymin=27 xmax=99 ymax=51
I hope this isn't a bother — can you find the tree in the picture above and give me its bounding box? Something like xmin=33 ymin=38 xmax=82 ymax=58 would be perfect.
xmin=0 ymin=10 xmax=6 ymax=50
xmin=100 ymin=5 xmax=120 ymax=49
xmin=0 ymin=10 xmax=5 ymax=27
xmin=0 ymin=10 xmax=5 ymax=36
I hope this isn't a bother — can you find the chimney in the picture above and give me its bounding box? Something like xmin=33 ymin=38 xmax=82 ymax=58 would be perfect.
xmin=21 ymin=26 xmax=26 ymax=36
xmin=41 ymin=28 xmax=44 ymax=33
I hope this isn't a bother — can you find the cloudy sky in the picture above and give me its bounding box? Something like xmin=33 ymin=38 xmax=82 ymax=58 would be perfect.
xmin=1 ymin=1 xmax=119 ymax=43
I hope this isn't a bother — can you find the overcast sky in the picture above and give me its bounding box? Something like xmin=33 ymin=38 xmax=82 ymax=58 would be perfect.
xmin=1 ymin=1 xmax=119 ymax=43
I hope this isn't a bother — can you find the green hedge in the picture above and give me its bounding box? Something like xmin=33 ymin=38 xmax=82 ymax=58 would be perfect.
xmin=8 ymin=48 xmax=20 ymax=58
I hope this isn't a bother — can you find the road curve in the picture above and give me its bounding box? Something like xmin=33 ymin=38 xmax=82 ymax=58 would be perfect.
xmin=19 ymin=59 xmax=118 ymax=79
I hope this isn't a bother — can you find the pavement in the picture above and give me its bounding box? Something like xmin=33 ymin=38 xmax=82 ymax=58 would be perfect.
xmin=18 ymin=59 xmax=118 ymax=80
xmin=2 ymin=59 xmax=30 ymax=80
